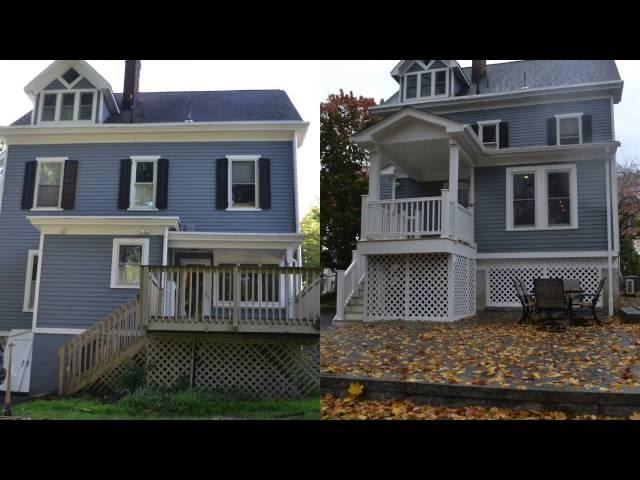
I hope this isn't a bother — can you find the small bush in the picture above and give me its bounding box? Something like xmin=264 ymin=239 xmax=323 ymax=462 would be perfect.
xmin=116 ymin=361 xmax=149 ymax=395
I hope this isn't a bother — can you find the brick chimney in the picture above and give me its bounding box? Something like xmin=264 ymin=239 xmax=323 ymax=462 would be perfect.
xmin=471 ymin=60 xmax=486 ymax=94
xmin=122 ymin=60 xmax=141 ymax=111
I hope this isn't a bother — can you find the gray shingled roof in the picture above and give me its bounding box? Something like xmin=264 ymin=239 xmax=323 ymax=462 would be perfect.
xmin=380 ymin=60 xmax=621 ymax=106
xmin=10 ymin=89 xmax=302 ymax=126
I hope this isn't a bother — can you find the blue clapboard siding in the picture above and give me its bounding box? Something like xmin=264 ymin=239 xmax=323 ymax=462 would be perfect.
xmin=37 ymin=235 xmax=162 ymax=329
xmin=474 ymin=159 xmax=609 ymax=252
xmin=441 ymin=98 xmax=612 ymax=148
xmin=380 ymin=174 xmax=393 ymax=200
xmin=6 ymin=142 xmax=296 ymax=232
xmin=0 ymin=141 xmax=295 ymax=331
xmin=396 ymin=178 xmax=443 ymax=198
xmin=29 ymin=333 xmax=74 ymax=395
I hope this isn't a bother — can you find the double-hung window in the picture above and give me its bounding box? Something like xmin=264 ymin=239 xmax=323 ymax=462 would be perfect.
xmin=38 ymin=90 xmax=95 ymax=123
xmin=130 ymin=156 xmax=158 ymax=210
xmin=33 ymin=158 xmax=65 ymax=210
xmin=23 ymin=250 xmax=39 ymax=312
xmin=478 ymin=120 xmax=500 ymax=149
xmin=506 ymin=164 xmax=578 ymax=230
xmin=556 ymin=114 xmax=582 ymax=145
xmin=227 ymin=155 xmax=260 ymax=210
xmin=110 ymin=238 xmax=149 ymax=288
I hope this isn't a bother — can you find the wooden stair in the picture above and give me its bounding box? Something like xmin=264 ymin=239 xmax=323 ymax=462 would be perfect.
xmin=58 ymin=296 xmax=147 ymax=396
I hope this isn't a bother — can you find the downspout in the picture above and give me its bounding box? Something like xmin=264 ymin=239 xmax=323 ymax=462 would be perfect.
xmin=292 ymin=132 xmax=302 ymax=266
xmin=605 ymin=157 xmax=614 ymax=316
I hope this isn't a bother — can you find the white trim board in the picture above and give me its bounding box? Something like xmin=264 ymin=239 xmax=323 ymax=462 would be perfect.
xmin=477 ymin=251 xmax=612 ymax=259
xmin=27 ymin=216 xmax=180 ymax=236
xmin=33 ymin=328 xmax=86 ymax=335
xmin=22 ymin=249 xmax=39 ymax=313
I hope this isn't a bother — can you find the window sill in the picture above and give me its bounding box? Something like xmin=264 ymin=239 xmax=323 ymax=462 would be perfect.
xmin=31 ymin=207 xmax=63 ymax=212
xmin=127 ymin=208 xmax=159 ymax=212
xmin=225 ymin=207 xmax=262 ymax=212
xmin=110 ymin=284 xmax=141 ymax=289
xmin=507 ymin=226 xmax=579 ymax=232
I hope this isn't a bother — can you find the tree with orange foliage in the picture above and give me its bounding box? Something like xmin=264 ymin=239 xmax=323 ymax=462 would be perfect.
xmin=320 ymin=90 xmax=379 ymax=270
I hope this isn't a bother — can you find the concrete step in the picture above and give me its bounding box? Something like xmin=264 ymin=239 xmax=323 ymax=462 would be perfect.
xmin=344 ymin=312 xmax=364 ymax=321
xmin=348 ymin=296 xmax=364 ymax=306
xmin=345 ymin=304 xmax=364 ymax=314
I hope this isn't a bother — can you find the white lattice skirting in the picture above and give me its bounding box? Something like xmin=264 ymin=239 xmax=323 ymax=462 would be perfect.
xmin=366 ymin=253 xmax=476 ymax=321
xmin=480 ymin=258 xmax=607 ymax=308
xmin=89 ymin=335 xmax=319 ymax=399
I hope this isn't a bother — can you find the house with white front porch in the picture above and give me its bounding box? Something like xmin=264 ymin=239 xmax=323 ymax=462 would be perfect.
xmin=335 ymin=60 xmax=622 ymax=323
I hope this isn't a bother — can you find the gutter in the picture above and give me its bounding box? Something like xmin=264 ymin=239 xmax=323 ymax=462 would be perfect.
xmin=371 ymin=80 xmax=624 ymax=114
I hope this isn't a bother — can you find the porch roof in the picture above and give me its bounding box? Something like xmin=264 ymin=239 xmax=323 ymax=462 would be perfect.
xmin=27 ymin=215 xmax=181 ymax=235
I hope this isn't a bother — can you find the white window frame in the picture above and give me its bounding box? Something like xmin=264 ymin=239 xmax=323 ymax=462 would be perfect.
xmin=402 ymin=61 xmax=449 ymax=101
xmin=506 ymin=163 xmax=578 ymax=231
xmin=37 ymin=89 xmax=97 ymax=125
xmin=23 ymin=249 xmax=40 ymax=312
xmin=110 ymin=238 xmax=150 ymax=289
xmin=478 ymin=120 xmax=501 ymax=149
xmin=32 ymin=157 xmax=66 ymax=211
xmin=129 ymin=156 xmax=159 ymax=211
xmin=555 ymin=113 xmax=583 ymax=146
xmin=226 ymin=155 xmax=261 ymax=211
xmin=0 ymin=152 xmax=6 ymax=214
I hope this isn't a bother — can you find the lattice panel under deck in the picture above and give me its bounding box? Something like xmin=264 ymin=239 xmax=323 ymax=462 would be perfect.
xmin=88 ymin=350 xmax=146 ymax=394
xmin=146 ymin=336 xmax=193 ymax=387
xmin=194 ymin=339 xmax=318 ymax=398
xmin=482 ymin=258 xmax=606 ymax=308
xmin=366 ymin=254 xmax=450 ymax=321
xmin=453 ymin=254 xmax=476 ymax=320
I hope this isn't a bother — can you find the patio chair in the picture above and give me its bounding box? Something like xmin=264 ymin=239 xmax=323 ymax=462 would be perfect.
xmin=513 ymin=278 xmax=535 ymax=324
xmin=517 ymin=278 xmax=536 ymax=302
xmin=533 ymin=278 xmax=568 ymax=332
xmin=568 ymin=277 xmax=606 ymax=325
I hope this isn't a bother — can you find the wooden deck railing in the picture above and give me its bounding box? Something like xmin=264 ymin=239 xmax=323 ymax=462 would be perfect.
xmin=58 ymin=296 xmax=146 ymax=395
xmin=141 ymin=265 xmax=321 ymax=334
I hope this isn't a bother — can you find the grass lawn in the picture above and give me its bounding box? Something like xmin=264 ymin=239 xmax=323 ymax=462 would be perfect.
xmin=13 ymin=389 xmax=320 ymax=420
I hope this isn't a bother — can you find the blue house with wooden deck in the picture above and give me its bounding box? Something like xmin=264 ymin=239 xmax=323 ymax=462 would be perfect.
xmin=336 ymin=60 xmax=622 ymax=324
xmin=0 ymin=60 xmax=319 ymax=398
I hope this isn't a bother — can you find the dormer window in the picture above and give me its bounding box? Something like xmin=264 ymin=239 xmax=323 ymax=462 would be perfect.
xmin=403 ymin=61 xmax=449 ymax=101
xmin=38 ymin=91 xmax=95 ymax=123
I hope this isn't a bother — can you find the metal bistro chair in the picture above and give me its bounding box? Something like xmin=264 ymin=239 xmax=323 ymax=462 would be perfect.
xmin=533 ymin=278 xmax=568 ymax=332
xmin=513 ymin=278 xmax=535 ymax=324
xmin=568 ymin=277 xmax=607 ymax=325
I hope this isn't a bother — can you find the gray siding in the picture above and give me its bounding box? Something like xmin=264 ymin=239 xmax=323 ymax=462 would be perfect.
xmin=0 ymin=141 xmax=296 ymax=331
xmin=441 ymin=98 xmax=612 ymax=148
xmin=30 ymin=333 xmax=74 ymax=395
xmin=396 ymin=178 xmax=443 ymax=198
xmin=474 ymin=159 xmax=609 ymax=252
xmin=72 ymin=78 xmax=95 ymax=89
xmin=37 ymin=235 xmax=162 ymax=329
xmin=44 ymin=79 xmax=65 ymax=90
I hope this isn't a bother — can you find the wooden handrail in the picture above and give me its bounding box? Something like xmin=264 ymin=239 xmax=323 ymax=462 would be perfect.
xmin=57 ymin=295 xmax=146 ymax=395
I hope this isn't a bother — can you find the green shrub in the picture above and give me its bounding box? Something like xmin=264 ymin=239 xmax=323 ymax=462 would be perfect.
xmin=116 ymin=361 xmax=149 ymax=395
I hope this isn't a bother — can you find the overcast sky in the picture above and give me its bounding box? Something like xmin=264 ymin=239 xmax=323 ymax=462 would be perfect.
xmin=318 ymin=60 xmax=640 ymax=162
xmin=0 ymin=60 xmax=320 ymax=219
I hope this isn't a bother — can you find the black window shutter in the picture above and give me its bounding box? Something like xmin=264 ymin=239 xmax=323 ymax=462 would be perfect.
xmin=61 ymin=160 xmax=78 ymax=209
xmin=582 ymin=115 xmax=592 ymax=143
xmin=21 ymin=161 xmax=37 ymax=210
xmin=216 ymin=158 xmax=228 ymax=210
xmin=471 ymin=123 xmax=479 ymax=136
xmin=118 ymin=159 xmax=132 ymax=210
xmin=499 ymin=122 xmax=509 ymax=149
xmin=156 ymin=158 xmax=169 ymax=209
xmin=259 ymin=158 xmax=271 ymax=210
xmin=547 ymin=118 xmax=557 ymax=145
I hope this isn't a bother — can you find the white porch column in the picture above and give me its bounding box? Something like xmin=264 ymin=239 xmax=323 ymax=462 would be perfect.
xmin=368 ymin=146 xmax=381 ymax=201
xmin=469 ymin=166 xmax=475 ymax=208
xmin=448 ymin=141 xmax=459 ymax=205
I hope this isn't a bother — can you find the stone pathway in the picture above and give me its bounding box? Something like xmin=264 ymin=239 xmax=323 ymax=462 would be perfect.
xmin=321 ymin=313 xmax=640 ymax=393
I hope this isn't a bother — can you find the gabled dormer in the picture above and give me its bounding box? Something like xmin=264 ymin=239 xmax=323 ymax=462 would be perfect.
xmin=24 ymin=60 xmax=120 ymax=126
xmin=392 ymin=60 xmax=471 ymax=104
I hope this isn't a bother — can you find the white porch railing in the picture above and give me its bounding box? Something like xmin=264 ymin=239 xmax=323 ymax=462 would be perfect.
xmin=361 ymin=190 xmax=474 ymax=245
xmin=365 ymin=196 xmax=442 ymax=239
xmin=335 ymin=251 xmax=366 ymax=321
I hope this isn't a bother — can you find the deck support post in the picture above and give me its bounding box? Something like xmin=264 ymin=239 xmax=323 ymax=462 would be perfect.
xmin=232 ymin=266 xmax=240 ymax=330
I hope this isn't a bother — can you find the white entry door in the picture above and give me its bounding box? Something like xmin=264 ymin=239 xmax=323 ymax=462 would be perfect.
xmin=179 ymin=258 xmax=212 ymax=317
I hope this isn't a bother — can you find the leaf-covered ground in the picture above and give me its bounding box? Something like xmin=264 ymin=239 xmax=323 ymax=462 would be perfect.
xmin=320 ymin=395 xmax=639 ymax=420
xmin=321 ymin=313 xmax=640 ymax=392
